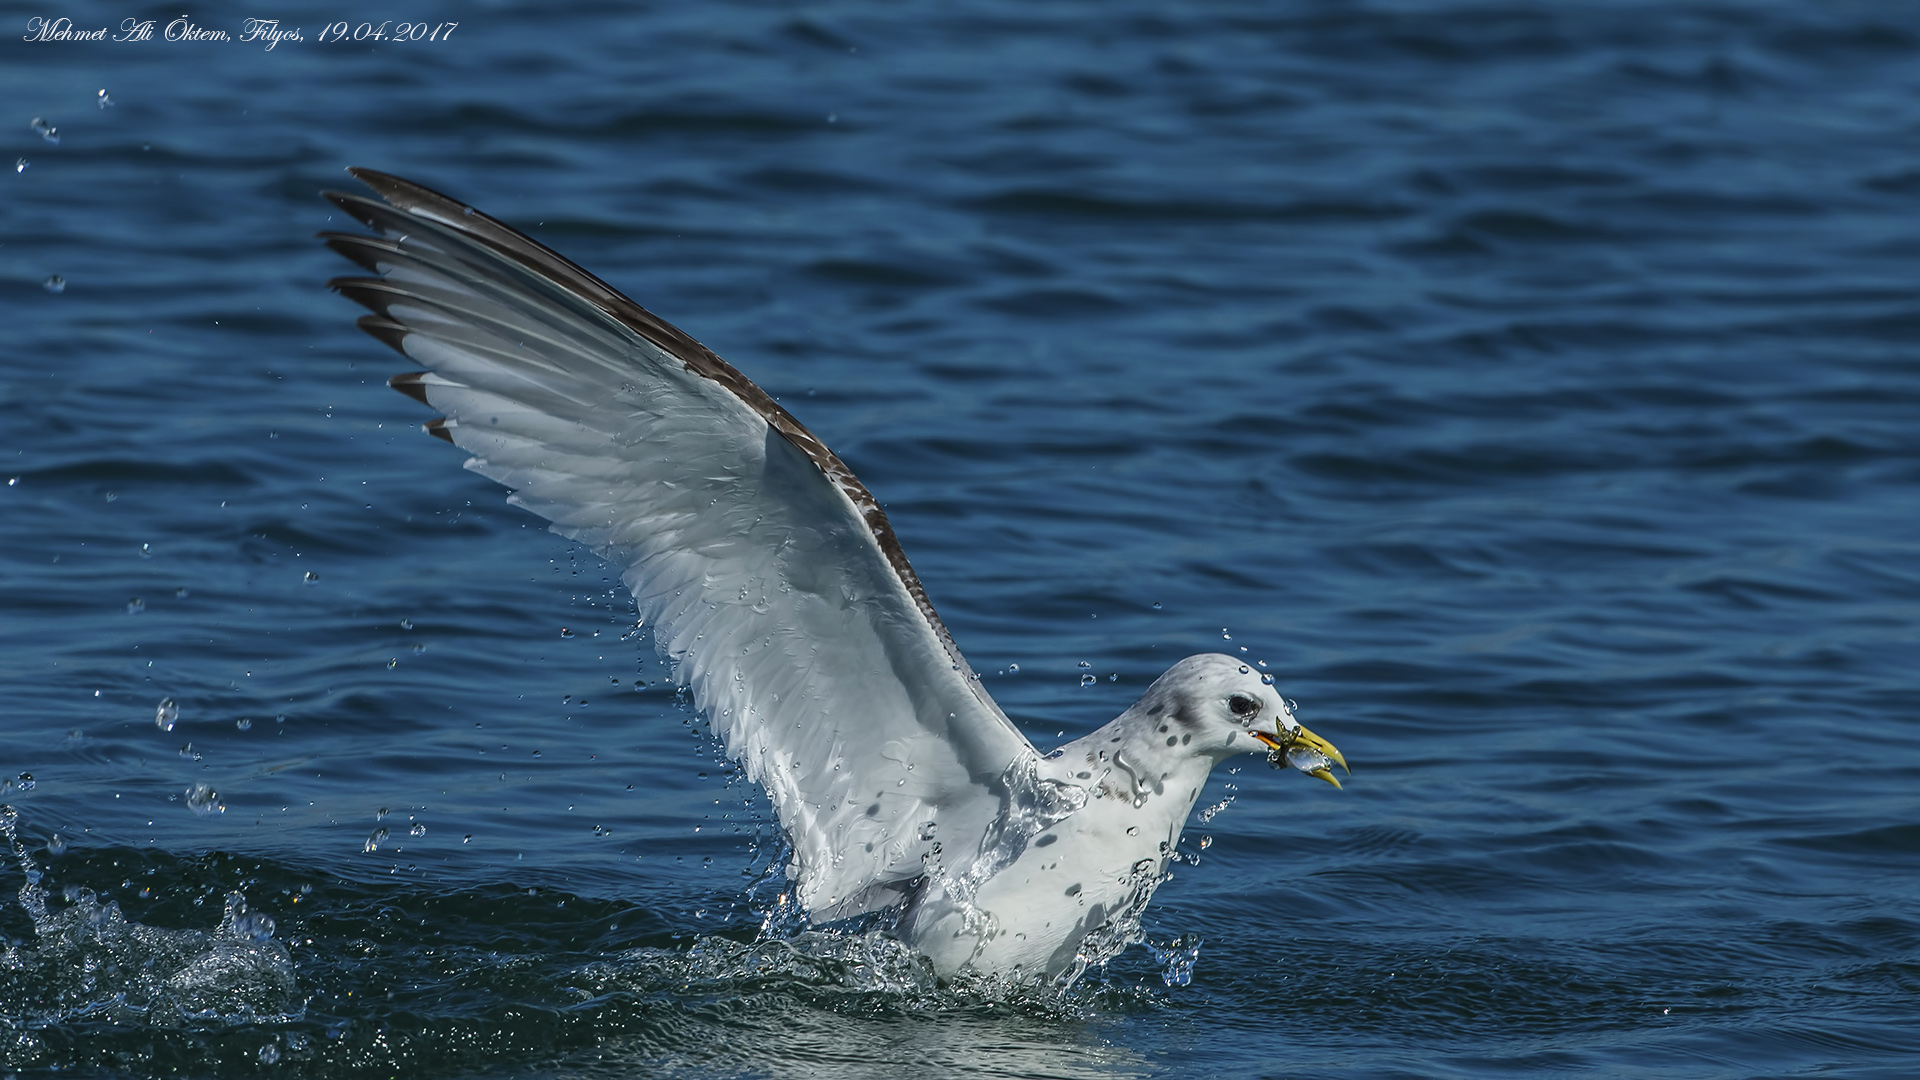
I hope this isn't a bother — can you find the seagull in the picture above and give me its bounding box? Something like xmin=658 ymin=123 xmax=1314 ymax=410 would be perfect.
xmin=320 ymin=169 xmax=1348 ymax=985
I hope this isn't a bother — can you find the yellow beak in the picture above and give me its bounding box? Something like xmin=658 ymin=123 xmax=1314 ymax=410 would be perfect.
xmin=1251 ymin=722 xmax=1349 ymax=789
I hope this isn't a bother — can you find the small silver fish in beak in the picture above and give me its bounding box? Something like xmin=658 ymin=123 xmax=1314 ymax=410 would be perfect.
xmin=1250 ymin=722 xmax=1349 ymax=788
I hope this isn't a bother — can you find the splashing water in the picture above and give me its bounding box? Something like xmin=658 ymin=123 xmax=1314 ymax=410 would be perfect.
xmin=0 ymin=806 xmax=298 ymax=1039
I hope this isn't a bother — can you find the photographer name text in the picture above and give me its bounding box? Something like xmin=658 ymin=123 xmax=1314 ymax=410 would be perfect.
xmin=23 ymin=17 xmax=458 ymax=50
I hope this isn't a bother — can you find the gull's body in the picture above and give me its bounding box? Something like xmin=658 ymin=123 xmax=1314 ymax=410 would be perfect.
xmin=321 ymin=170 xmax=1345 ymax=984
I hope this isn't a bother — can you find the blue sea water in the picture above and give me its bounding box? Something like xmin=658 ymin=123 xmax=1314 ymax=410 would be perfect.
xmin=3 ymin=2 xmax=1918 ymax=1076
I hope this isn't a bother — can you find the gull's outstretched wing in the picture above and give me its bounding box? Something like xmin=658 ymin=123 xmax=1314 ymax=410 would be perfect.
xmin=321 ymin=169 xmax=1035 ymax=919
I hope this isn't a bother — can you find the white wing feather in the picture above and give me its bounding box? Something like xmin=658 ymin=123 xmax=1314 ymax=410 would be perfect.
xmin=324 ymin=171 xmax=1036 ymax=919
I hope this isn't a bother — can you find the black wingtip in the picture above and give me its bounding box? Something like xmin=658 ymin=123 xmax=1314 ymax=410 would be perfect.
xmin=345 ymin=167 xmax=478 ymax=221
xmin=424 ymin=417 xmax=456 ymax=444
xmin=388 ymin=370 xmax=432 ymax=406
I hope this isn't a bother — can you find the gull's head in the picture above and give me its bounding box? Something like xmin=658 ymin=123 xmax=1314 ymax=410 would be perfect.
xmin=1137 ymin=653 xmax=1348 ymax=788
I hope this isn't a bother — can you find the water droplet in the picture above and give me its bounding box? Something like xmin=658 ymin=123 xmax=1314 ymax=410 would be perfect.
xmin=13 ymin=158 xmax=25 ymax=174
xmin=409 ymin=823 xmax=426 ymax=837
xmin=1077 ymin=660 xmax=1091 ymax=668
xmin=258 ymin=1043 xmax=279 ymax=1065
xmin=1080 ymin=674 xmax=1096 ymax=687
xmin=236 ymin=717 xmax=252 ymax=731
xmin=1199 ymin=835 xmax=1213 ymax=849
xmin=1261 ymin=673 xmax=1275 ymax=685
xmin=1221 ymin=629 xmax=1232 ymax=640
xmin=275 ymin=713 xmax=287 ymax=724
xmin=462 ymin=834 xmax=473 ymax=843
xmin=697 ymin=771 xmax=708 ymax=781
xmin=43 ymin=275 xmax=66 ymax=294
xmin=176 ymin=586 xmax=188 ymax=598
xmin=375 ymin=807 xmax=389 ymax=820
xmin=363 ymin=827 xmax=388 ymax=853
xmin=124 ymin=596 xmax=144 ymax=614
xmin=559 ymin=627 xmax=574 ymax=638
xmin=1108 ymin=673 xmax=1117 ymax=682
xmin=139 ymin=542 xmax=152 ymax=558
xmin=155 ymin=698 xmax=179 ymax=730
xmin=179 ymin=742 xmax=198 ymax=760
xmin=1126 ymin=826 xmax=1140 ymax=836
xmin=1007 ymin=663 xmax=1019 ymax=673
xmin=399 ymin=618 xmax=414 ymax=630
xmin=46 ymin=833 xmax=66 ymax=855
xmin=302 ymin=570 xmax=319 ymax=584
xmin=185 ymin=783 xmax=223 ymax=817
xmin=30 ymin=117 xmax=58 ymax=144
xmin=1152 ymin=601 xmax=1162 ymax=610
xmin=97 ymin=89 xmax=113 ymax=110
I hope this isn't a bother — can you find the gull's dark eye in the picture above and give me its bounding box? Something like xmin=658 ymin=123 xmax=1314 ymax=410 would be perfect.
xmin=1228 ymin=694 xmax=1260 ymax=718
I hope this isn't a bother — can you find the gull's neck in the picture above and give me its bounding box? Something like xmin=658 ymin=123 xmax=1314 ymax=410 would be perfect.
xmin=1045 ymin=703 xmax=1227 ymax=832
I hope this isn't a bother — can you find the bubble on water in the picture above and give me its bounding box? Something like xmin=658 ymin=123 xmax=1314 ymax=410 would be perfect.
xmin=43 ymin=275 xmax=66 ymax=294
xmin=125 ymin=596 xmax=144 ymax=614
xmin=258 ymin=1043 xmax=280 ymax=1064
xmin=408 ymin=823 xmax=425 ymax=837
xmin=235 ymin=717 xmax=252 ymax=731
xmin=185 ymin=783 xmax=223 ymax=817
xmin=155 ymin=698 xmax=179 ymax=731
xmin=96 ymin=89 xmax=113 ymax=109
xmin=30 ymin=117 xmax=58 ymax=144
xmin=363 ymin=827 xmax=388 ymax=853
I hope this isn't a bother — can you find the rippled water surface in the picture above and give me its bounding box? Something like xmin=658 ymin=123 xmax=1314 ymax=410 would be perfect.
xmin=4 ymin=3 xmax=1919 ymax=1077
